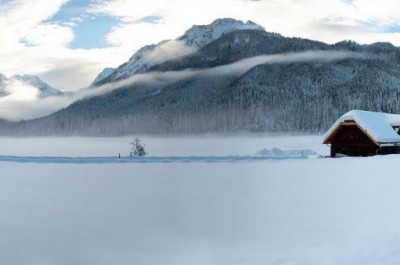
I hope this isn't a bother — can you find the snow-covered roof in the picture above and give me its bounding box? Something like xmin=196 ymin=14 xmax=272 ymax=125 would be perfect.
xmin=324 ymin=110 xmax=400 ymax=145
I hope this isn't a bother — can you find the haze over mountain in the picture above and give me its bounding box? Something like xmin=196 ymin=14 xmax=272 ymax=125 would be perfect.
xmin=0 ymin=74 xmax=62 ymax=99
xmin=2 ymin=18 xmax=400 ymax=136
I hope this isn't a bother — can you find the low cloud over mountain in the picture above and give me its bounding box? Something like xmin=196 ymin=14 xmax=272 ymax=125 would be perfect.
xmin=2 ymin=18 xmax=400 ymax=135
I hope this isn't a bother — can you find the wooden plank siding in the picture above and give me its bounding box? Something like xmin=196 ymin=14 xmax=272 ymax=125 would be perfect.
xmin=330 ymin=124 xmax=378 ymax=157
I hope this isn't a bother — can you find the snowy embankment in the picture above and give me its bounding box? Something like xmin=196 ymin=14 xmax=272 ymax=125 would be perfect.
xmin=0 ymin=154 xmax=312 ymax=163
xmin=0 ymin=148 xmax=318 ymax=164
xmin=2 ymin=135 xmax=400 ymax=264
xmin=0 ymin=135 xmax=323 ymax=163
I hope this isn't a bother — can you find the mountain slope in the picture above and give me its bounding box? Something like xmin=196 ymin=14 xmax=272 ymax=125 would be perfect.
xmin=2 ymin=18 xmax=400 ymax=136
xmin=91 ymin=68 xmax=115 ymax=86
xmin=152 ymin=30 xmax=327 ymax=72
xmin=5 ymin=54 xmax=400 ymax=136
xmin=92 ymin=18 xmax=265 ymax=86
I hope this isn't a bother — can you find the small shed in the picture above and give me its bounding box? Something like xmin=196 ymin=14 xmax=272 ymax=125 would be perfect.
xmin=323 ymin=110 xmax=400 ymax=157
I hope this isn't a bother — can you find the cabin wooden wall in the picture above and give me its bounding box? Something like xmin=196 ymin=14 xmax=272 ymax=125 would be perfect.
xmin=377 ymin=146 xmax=400 ymax=155
xmin=331 ymin=125 xmax=378 ymax=157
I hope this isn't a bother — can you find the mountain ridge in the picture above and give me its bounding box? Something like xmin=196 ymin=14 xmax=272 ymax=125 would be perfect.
xmin=91 ymin=18 xmax=266 ymax=86
xmin=2 ymin=18 xmax=400 ymax=136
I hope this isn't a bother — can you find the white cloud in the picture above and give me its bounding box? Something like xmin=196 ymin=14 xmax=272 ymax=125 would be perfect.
xmin=90 ymin=0 xmax=400 ymax=50
xmin=90 ymin=0 xmax=175 ymax=22
xmin=144 ymin=40 xmax=197 ymax=62
xmin=89 ymin=0 xmax=253 ymax=51
xmin=22 ymin=23 xmax=74 ymax=47
xmin=0 ymin=43 xmax=129 ymax=91
xmin=261 ymin=0 xmax=400 ymax=44
xmin=351 ymin=0 xmax=400 ymax=26
xmin=0 ymin=0 xmax=71 ymax=48
xmin=0 ymin=95 xmax=73 ymax=121
xmin=2 ymin=79 xmax=39 ymax=101
xmin=0 ymin=0 xmax=133 ymax=91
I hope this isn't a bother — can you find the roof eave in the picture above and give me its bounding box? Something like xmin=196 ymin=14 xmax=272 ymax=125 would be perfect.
xmin=323 ymin=120 xmax=381 ymax=146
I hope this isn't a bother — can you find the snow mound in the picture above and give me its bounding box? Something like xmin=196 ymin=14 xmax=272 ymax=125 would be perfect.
xmin=256 ymin=148 xmax=319 ymax=158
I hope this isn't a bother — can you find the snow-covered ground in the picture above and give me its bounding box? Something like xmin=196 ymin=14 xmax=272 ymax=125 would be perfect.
xmin=1 ymin=135 xmax=400 ymax=264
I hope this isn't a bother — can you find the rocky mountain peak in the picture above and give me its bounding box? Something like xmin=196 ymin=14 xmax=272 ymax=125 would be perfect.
xmin=178 ymin=18 xmax=265 ymax=48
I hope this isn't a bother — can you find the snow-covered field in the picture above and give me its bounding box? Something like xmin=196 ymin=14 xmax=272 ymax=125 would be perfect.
xmin=1 ymin=135 xmax=400 ymax=264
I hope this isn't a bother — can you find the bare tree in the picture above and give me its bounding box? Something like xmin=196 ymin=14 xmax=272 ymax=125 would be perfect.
xmin=131 ymin=138 xmax=146 ymax=157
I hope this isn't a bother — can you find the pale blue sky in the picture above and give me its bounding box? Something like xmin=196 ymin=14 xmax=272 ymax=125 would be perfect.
xmin=48 ymin=0 xmax=119 ymax=49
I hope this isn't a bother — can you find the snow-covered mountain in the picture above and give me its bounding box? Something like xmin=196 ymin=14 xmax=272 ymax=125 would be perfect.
xmin=91 ymin=67 xmax=115 ymax=86
xmin=178 ymin=18 xmax=264 ymax=48
xmin=92 ymin=18 xmax=265 ymax=86
xmin=0 ymin=74 xmax=62 ymax=98
xmin=92 ymin=44 xmax=158 ymax=86
xmin=4 ymin=18 xmax=400 ymax=136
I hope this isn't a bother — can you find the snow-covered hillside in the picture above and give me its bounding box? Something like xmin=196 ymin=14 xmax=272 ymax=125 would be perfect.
xmin=101 ymin=43 xmax=159 ymax=83
xmin=1 ymin=135 xmax=400 ymax=264
xmin=3 ymin=18 xmax=400 ymax=134
xmin=92 ymin=18 xmax=265 ymax=86
xmin=90 ymin=67 xmax=115 ymax=86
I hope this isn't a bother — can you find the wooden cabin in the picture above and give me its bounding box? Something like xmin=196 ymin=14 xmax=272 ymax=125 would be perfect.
xmin=323 ymin=110 xmax=400 ymax=157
